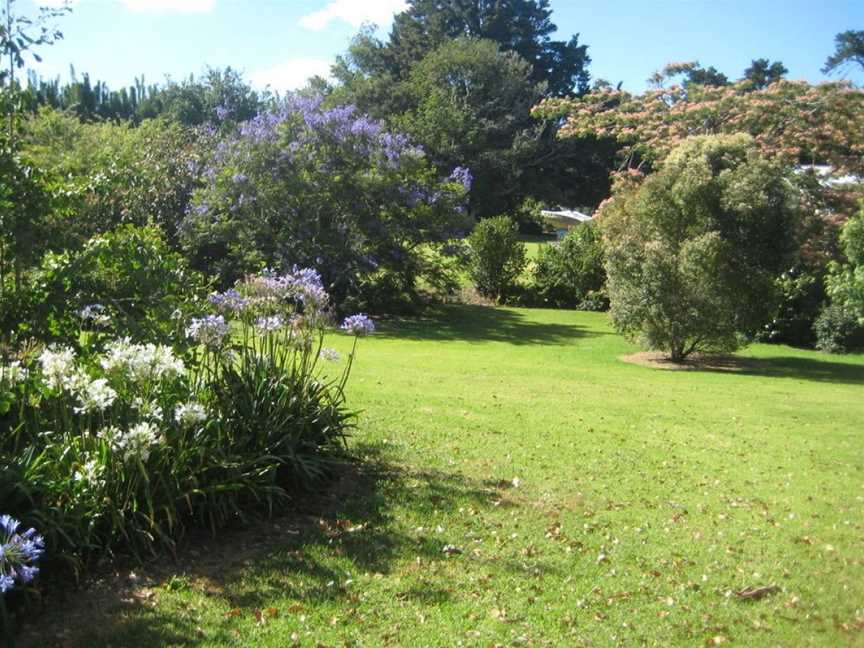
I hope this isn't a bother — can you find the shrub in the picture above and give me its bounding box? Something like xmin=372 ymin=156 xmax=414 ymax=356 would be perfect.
xmin=825 ymin=201 xmax=864 ymax=324
xmin=531 ymin=223 xmax=605 ymax=309
xmin=814 ymin=304 xmax=864 ymax=353
xmin=757 ymin=266 xmax=827 ymax=347
xmin=468 ymin=216 xmax=526 ymax=301
xmin=181 ymin=95 xmax=471 ymax=308
xmin=0 ymin=267 xmax=366 ymax=580
xmin=23 ymin=111 xmax=205 ymax=247
xmin=601 ymin=134 xmax=799 ymax=362
xmin=27 ymin=224 xmax=208 ymax=345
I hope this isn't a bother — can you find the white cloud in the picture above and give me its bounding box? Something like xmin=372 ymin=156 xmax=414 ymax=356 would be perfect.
xmin=35 ymin=0 xmax=81 ymax=7
xmin=121 ymin=0 xmax=215 ymax=11
xmin=38 ymin=0 xmax=214 ymax=10
xmin=299 ymin=0 xmax=407 ymax=30
xmin=251 ymin=59 xmax=332 ymax=93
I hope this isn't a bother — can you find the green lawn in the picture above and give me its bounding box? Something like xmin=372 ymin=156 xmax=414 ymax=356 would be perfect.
xmin=31 ymin=306 xmax=864 ymax=647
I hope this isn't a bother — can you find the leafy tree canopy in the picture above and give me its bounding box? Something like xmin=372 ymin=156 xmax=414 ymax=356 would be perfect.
xmin=743 ymin=58 xmax=788 ymax=89
xmin=334 ymin=0 xmax=590 ymax=99
xmin=822 ymin=30 xmax=864 ymax=76
xmin=600 ymin=134 xmax=800 ymax=361
xmin=533 ymin=77 xmax=864 ymax=178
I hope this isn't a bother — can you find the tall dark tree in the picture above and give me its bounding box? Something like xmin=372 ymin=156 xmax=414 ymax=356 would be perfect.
xmin=340 ymin=0 xmax=590 ymax=98
xmin=329 ymin=1 xmax=607 ymax=220
xmin=743 ymin=58 xmax=788 ymax=89
xmin=685 ymin=65 xmax=729 ymax=87
xmin=822 ymin=30 xmax=864 ymax=76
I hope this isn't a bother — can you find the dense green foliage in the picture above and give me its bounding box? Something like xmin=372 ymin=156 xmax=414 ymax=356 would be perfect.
xmin=182 ymin=96 xmax=470 ymax=308
xmin=329 ymin=2 xmax=615 ymax=218
xmin=22 ymin=110 xmax=205 ymax=245
xmin=826 ymin=203 xmax=864 ymax=323
xmin=20 ymin=67 xmax=261 ymax=125
xmin=758 ymin=265 xmax=826 ymax=347
xmin=813 ymin=303 xmax=864 ymax=353
xmin=27 ymin=224 xmax=207 ymax=344
xmin=601 ymin=134 xmax=800 ymax=361
xmin=0 ymin=269 xmax=361 ymax=580
xmin=353 ymin=0 xmax=590 ymax=98
xmin=468 ymin=216 xmax=526 ymax=301
xmin=530 ymin=223 xmax=605 ymax=309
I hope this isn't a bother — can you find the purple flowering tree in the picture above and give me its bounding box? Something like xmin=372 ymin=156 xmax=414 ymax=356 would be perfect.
xmin=181 ymin=95 xmax=471 ymax=308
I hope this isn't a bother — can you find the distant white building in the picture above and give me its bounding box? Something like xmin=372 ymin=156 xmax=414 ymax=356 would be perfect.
xmin=795 ymin=165 xmax=862 ymax=189
xmin=540 ymin=207 xmax=593 ymax=237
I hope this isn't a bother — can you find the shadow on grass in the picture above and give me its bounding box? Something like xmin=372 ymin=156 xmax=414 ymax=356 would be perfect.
xmin=713 ymin=355 xmax=864 ymax=386
xmin=27 ymin=443 xmax=543 ymax=647
xmin=375 ymin=303 xmax=601 ymax=345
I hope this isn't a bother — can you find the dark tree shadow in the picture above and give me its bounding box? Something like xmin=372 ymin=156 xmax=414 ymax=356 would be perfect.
xmin=21 ymin=443 xmax=552 ymax=647
xmin=705 ymin=355 xmax=864 ymax=386
xmin=373 ymin=303 xmax=603 ymax=345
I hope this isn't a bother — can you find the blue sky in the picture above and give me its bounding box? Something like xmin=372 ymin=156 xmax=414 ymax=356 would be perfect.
xmin=22 ymin=0 xmax=864 ymax=93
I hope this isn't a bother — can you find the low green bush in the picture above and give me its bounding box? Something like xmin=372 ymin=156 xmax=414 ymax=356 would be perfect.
xmin=26 ymin=224 xmax=208 ymax=345
xmin=813 ymin=303 xmax=864 ymax=353
xmin=531 ymin=223 xmax=606 ymax=309
xmin=468 ymin=216 xmax=526 ymax=301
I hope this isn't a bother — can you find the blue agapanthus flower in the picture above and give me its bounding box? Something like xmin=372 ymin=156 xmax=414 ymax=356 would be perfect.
xmin=341 ymin=314 xmax=375 ymax=336
xmin=185 ymin=315 xmax=230 ymax=347
xmin=0 ymin=515 xmax=44 ymax=593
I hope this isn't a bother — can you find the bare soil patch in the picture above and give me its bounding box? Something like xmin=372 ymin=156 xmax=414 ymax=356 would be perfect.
xmin=619 ymin=351 xmax=767 ymax=372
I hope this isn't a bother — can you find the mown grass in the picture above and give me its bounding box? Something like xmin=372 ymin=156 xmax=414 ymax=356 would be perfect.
xmin=28 ymin=306 xmax=864 ymax=647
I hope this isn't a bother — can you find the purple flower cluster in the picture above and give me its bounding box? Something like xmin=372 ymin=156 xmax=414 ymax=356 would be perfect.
xmin=447 ymin=166 xmax=473 ymax=192
xmin=341 ymin=314 xmax=375 ymax=336
xmin=186 ymin=315 xmax=230 ymax=346
xmin=254 ymin=314 xmax=286 ymax=333
xmin=0 ymin=515 xmax=44 ymax=593
xmin=208 ymin=288 xmax=250 ymax=314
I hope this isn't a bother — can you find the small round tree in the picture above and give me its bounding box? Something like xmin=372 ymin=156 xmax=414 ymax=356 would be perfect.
xmin=468 ymin=216 xmax=526 ymax=302
xmin=600 ymin=134 xmax=799 ymax=362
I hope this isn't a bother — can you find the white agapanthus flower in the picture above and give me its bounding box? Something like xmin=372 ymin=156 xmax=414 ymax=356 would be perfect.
xmin=132 ymin=397 xmax=164 ymax=421
xmin=74 ymin=378 xmax=118 ymax=414
xmin=174 ymin=402 xmax=207 ymax=427
xmin=319 ymin=347 xmax=340 ymax=363
xmin=73 ymin=458 xmax=104 ymax=486
xmin=38 ymin=346 xmax=78 ymax=391
xmin=0 ymin=361 xmax=29 ymax=386
xmin=101 ymin=422 xmax=161 ymax=462
xmin=100 ymin=339 xmax=185 ymax=382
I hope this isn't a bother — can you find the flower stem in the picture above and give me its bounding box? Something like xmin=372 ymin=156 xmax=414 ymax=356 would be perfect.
xmin=0 ymin=595 xmax=15 ymax=648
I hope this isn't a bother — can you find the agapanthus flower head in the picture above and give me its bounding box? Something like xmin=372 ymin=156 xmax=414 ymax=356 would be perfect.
xmin=208 ymin=288 xmax=250 ymax=314
xmin=73 ymin=458 xmax=104 ymax=486
xmin=132 ymin=397 xmax=164 ymax=422
xmin=0 ymin=515 xmax=44 ymax=593
xmin=38 ymin=346 xmax=78 ymax=391
xmin=101 ymin=422 xmax=161 ymax=462
xmin=254 ymin=314 xmax=286 ymax=334
xmin=341 ymin=314 xmax=375 ymax=336
xmin=319 ymin=347 xmax=341 ymax=363
xmin=100 ymin=339 xmax=185 ymax=382
xmin=74 ymin=377 xmax=118 ymax=414
xmin=186 ymin=315 xmax=230 ymax=347
xmin=174 ymin=402 xmax=207 ymax=427
xmin=0 ymin=360 xmax=29 ymax=386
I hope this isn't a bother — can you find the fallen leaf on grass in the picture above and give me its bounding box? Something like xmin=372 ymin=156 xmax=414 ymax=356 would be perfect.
xmin=442 ymin=544 xmax=463 ymax=556
xmin=736 ymin=585 xmax=779 ymax=600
